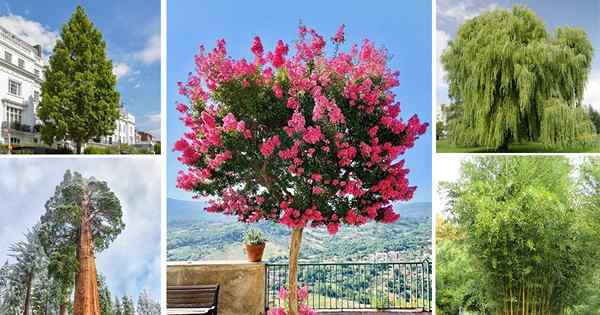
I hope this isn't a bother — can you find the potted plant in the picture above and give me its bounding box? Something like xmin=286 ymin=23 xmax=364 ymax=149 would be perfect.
xmin=243 ymin=228 xmax=266 ymax=262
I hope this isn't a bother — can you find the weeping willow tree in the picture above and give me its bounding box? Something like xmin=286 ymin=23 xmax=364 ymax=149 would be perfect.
xmin=442 ymin=6 xmax=594 ymax=151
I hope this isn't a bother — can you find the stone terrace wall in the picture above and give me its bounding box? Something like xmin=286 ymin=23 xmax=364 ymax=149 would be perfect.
xmin=167 ymin=261 xmax=266 ymax=315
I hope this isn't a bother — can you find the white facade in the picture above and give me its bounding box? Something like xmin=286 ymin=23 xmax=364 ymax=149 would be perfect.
xmin=102 ymin=108 xmax=136 ymax=145
xmin=0 ymin=25 xmax=43 ymax=145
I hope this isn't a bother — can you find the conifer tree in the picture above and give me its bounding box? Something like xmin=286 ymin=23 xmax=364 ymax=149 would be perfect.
xmin=37 ymin=6 xmax=120 ymax=154
xmin=120 ymin=296 xmax=134 ymax=315
xmin=442 ymin=6 xmax=594 ymax=151
xmin=39 ymin=170 xmax=124 ymax=315
xmin=136 ymin=290 xmax=160 ymax=315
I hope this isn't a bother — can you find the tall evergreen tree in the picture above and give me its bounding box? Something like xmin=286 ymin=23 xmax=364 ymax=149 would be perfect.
xmin=112 ymin=297 xmax=122 ymax=315
xmin=97 ymin=275 xmax=113 ymax=315
xmin=120 ymin=296 xmax=134 ymax=315
xmin=0 ymin=227 xmax=46 ymax=315
xmin=136 ymin=290 xmax=160 ymax=315
xmin=442 ymin=6 xmax=594 ymax=151
xmin=39 ymin=170 xmax=124 ymax=315
xmin=37 ymin=6 xmax=120 ymax=154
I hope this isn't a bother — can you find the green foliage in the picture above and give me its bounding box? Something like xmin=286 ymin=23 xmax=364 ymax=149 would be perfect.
xmin=39 ymin=170 xmax=124 ymax=311
xmin=243 ymin=227 xmax=267 ymax=245
xmin=436 ymin=121 xmax=445 ymax=140
xmin=442 ymin=6 xmax=594 ymax=151
xmin=440 ymin=156 xmax=600 ymax=313
xmin=588 ymin=106 xmax=600 ymax=133
xmin=37 ymin=6 xmax=120 ymax=153
xmin=153 ymin=143 xmax=161 ymax=155
xmin=120 ymin=295 xmax=134 ymax=315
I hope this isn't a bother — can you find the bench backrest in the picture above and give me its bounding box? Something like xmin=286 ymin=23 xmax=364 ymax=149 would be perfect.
xmin=167 ymin=284 xmax=220 ymax=309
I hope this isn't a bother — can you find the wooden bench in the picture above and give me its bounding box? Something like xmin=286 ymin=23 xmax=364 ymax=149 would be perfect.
xmin=167 ymin=285 xmax=219 ymax=315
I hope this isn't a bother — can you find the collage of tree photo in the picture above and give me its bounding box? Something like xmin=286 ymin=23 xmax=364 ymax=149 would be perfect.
xmin=2 ymin=1 xmax=600 ymax=315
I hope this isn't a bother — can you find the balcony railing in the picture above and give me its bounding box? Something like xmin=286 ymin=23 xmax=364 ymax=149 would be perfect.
xmin=2 ymin=121 xmax=34 ymax=133
xmin=265 ymin=260 xmax=432 ymax=312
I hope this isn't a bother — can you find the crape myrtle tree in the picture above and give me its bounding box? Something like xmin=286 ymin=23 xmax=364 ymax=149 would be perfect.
xmin=39 ymin=170 xmax=124 ymax=315
xmin=442 ymin=157 xmax=600 ymax=314
xmin=174 ymin=24 xmax=428 ymax=314
xmin=38 ymin=6 xmax=120 ymax=154
xmin=441 ymin=6 xmax=594 ymax=151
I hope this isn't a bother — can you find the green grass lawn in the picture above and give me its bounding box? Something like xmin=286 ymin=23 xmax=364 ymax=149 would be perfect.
xmin=436 ymin=139 xmax=600 ymax=153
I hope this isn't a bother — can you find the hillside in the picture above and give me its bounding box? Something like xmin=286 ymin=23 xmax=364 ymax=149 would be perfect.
xmin=167 ymin=198 xmax=432 ymax=263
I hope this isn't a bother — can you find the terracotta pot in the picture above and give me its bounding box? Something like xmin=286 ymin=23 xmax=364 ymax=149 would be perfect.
xmin=245 ymin=243 xmax=266 ymax=262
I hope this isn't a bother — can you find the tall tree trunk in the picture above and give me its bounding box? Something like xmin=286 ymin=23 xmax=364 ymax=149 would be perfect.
xmin=287 ymin=228 xmax=303 ymax=315
xmin=498 ymin=132 xmax=511 ymax=152
xmin=22 ymin=272 xmax=33 ymax=315
xmin=73 ymin=200 xmax=101 ymax=315
xmin=59 ymin=300 xmax=67 ymax=315
xmin=76 ymin=142 xmax=82 ymax=154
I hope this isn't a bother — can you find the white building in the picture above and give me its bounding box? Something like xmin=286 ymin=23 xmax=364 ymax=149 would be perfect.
xmin=0 ymin=26 xmax=138 ymax=148
xmin=0 ymin=25 xmax=43 ymax=145
xmin=101 ymin=107 xmax=136 ymax=146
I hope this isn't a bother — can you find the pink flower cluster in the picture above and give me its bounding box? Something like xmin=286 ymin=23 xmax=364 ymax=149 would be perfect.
xmin=267 ymin=286 xmax=317 ymax=315
xmin=174 ymin=24 xmax=428 ymax=235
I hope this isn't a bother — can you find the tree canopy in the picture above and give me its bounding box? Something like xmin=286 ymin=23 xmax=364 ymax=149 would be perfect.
xmin=37 ymin=6 xmax=120 ymax=153
xmin=442 ymin=6 xmax=594 ymax=150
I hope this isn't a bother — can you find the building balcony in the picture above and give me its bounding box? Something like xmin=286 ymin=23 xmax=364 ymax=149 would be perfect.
xmin=2 ymin=121 xmax=35 ymax=133
xmin=167 ymin=260 xmax=432 ymax=315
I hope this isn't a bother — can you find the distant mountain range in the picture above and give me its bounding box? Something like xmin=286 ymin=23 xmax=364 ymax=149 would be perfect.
xmin=167 ymin=198 xmax=432 ymax=263
xmin=167 ymin=197 xmax=431 ymax=222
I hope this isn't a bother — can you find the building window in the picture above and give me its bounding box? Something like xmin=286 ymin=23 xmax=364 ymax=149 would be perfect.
xmin=4 ymin=51 xmax=11 ymax=63
xmin=8 ymin=80 xmax=21 ymax=96
xmin=18 ymin=59 xmax=24 ymax=69
xmin=34 ymin=91 xmax=40 ymax=103
xmin=6 ymin=106 xmax=23 ymax=125
xmin=34 ymin=69 xmax=40 ymax=78
xmin=10 ymin=137 xmax=20 ymax=144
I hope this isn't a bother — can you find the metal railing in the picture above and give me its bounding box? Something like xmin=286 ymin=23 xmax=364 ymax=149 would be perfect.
xmin=265 ymin=260 xmax=431 ymax=311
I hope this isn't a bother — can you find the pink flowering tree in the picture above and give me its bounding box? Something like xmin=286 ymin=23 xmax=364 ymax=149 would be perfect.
xmin=174 ymin=24 xmax=428 ymax=315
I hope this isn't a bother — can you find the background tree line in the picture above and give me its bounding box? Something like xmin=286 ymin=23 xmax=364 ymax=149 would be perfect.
xmin=436 ymin=157 xmax=600 ymax=314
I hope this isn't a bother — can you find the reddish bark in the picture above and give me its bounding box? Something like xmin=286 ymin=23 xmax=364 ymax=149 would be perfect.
xmin=72 ymin=195 xmax=101 ymax=315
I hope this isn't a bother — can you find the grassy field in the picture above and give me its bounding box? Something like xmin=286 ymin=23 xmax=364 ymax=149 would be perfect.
xmin=436 ymin=139 xmax=600 ymax=153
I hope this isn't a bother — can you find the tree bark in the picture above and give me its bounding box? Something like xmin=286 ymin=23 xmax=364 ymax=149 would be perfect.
xmin=59 ymin=300 xmax=67 ymax=315
xmin=22 ymin=272 xmax=33 ymax=315
xmin=72 ymin=195 xmax=101 ymax=315
xmin=287 ymin=228 xmax=303 ymax=315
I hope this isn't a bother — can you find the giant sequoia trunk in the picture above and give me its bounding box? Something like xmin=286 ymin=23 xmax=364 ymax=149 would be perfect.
xmin=72 ymin=200 xmax=101 ymax=315
xmin=22 ymin=272 xmax=33 ymax=315
xmin=287 ymin=228 xmax=303 ymax=315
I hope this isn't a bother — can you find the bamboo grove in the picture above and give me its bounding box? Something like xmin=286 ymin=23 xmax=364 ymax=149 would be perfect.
xmin=441 ymin=6 xmax=595 ymax=151
xmin=437 ymin=157 xmax=600 ymax=314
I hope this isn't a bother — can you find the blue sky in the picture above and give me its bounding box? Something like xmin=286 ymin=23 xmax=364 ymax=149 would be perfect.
xmin=0 ymin=0 xmax=161 ymax=136
xmin=437 ymin=0 xmax=600 ymax=109
xmin=0 ymin=159 xmax=161 ymax=302
xmin=167 ymin=0 xmax=433 ymax=205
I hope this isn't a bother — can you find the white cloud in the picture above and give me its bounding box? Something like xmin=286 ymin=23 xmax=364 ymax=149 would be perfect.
xmin=113 ymin=62 xmax=132 ymax=79
xmin=584 ymin=71 xmax=600 ymax=111
xmin=436 ymin=29 xmax=450 ymax=89
xmin=0 ymin=159 xmax=161 ymax=300
xmin=433 ymin=155 xmax=464 ymax=214
xmin=437 ymin=0 xmax=498 ymax=24
xmin=135 ymin=33 xmax=160 ymax=65
xmin=0 ymin=14 xmax=58 ymax=54
xmin=145 ymin=112 xmax=161 ymax=124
